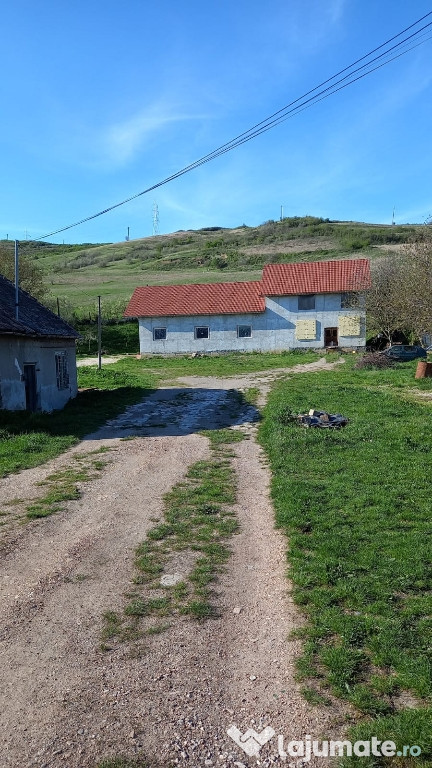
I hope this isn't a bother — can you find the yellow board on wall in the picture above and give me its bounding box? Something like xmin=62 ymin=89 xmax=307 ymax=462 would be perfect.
xmin=296 ymin=319 xmax=317 ymax=340
xmin=338 ymin=315 xmax=361 ymax=336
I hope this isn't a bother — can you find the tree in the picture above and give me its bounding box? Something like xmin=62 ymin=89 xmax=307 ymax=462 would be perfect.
xmin=399 ymin=233 xmax=432 ymax=340
xmin=0 ymin=245 xmax=47 ymax=301
xmin=367 ymin=256 xmax=405 ymax=344
xmin=367 ymin=232 xmax=432 ymax=344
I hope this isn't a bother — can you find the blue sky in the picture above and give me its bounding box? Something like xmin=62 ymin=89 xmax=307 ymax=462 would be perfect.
xmin=1 ymin=0 xmax=431 ymax=244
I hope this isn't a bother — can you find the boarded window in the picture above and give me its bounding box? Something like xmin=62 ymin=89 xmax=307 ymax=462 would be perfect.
xmin=153 ymin=327 xmax=167 ymax=341
xmin=298 ymin=294 xmax=315 ymax=310
xmin=195 ymin=326 xmax=209 ymax=339
xmin=296 ymin=319 xmax=317 ymax=340
xmin=237 ymin=325 xmax=252 ymax=338
xmin=338 ymin=315 xmax=361 ymax=336
xmin=55 ymin=352 xmax=69 ymax=390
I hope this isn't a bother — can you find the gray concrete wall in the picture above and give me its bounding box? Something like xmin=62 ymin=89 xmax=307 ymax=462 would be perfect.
xmin=0 ymin=336 xmax=78 ymax=412
xmin=137 ymin=293 xmax=367 ymax=354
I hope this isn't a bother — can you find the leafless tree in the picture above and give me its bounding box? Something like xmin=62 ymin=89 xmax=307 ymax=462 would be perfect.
xmin=367 ymin=256 xmax=405 ymax=344
xmin=367 ymin=232 xmax=432 ymax=344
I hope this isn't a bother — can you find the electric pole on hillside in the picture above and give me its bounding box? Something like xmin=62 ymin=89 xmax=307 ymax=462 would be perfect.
xmin=152 ymin=202 xmax=160 ymax=236
xmin=97 ymin=295 xmax=102 ymax=370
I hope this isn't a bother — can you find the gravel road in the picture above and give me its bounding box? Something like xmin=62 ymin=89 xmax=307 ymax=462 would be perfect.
xmin=0 ymin=359 xmax=346 ymax=768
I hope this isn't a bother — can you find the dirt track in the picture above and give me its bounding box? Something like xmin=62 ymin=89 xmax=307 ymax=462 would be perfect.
xmin=0 ymin=359 xmax=346 ymax=768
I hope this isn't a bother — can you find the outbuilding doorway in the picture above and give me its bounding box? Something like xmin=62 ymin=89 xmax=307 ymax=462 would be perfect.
xmin=324 ymin=327 xmax=338 ymax=347
xmin=23 ymin=364 xmax=37 ymax=411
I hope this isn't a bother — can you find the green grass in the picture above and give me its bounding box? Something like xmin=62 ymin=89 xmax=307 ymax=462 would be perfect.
xmin=26 ymin=451 xmax=108 ymax=520
xmin=113 ymin=349 xmax=319 ymax=380
xmin=76 ymin=322 xmax=139 ymax=356
xmin=97 ymin=758 xmax=149 ymax=768
xmin=259 ymin=358 xmax=432 ymax=763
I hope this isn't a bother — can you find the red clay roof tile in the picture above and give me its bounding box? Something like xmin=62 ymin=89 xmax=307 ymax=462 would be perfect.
xmin=124 ymin=280 xmax=265 ymax=318
xmin=262 ymin=258 xmax=371 ymax=295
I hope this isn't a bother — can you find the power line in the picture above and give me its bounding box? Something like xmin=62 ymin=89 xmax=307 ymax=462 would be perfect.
xmin=35 ymin=11 xmax=432 ymax=242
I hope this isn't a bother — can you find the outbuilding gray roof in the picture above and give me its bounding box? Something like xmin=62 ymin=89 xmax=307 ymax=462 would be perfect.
xmin=0 ymin=274 xmax=79 ymax=338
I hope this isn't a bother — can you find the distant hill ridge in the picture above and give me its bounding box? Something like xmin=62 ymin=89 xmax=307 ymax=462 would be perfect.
xmin=0 ymin=217 xmax=422 ymax=310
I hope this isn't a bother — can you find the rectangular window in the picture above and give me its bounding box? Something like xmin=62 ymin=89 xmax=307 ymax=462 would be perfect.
xmin=237 ymin=325 xmax=252 ymax=338
xmin=298 ymin=294 xmax=315 ymax=310
xmin=55 ymin=352 xmax=69 ymax=390
xmin=194 ymin=326 xmax=209 ymax=339
xmin=341 ymin=292 xmax=360 ymax=309
xmin=153 ymin=327 xmax=167 ymax=341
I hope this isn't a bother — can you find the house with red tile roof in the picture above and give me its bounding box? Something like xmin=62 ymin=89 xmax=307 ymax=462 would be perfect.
xmin=124 ymin=258 xmax=371 ymax=355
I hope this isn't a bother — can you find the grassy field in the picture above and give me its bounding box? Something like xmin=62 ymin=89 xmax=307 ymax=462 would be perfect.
xmin=259 ymin=359 xmax=432 ymax=766
xmin=110 ymin=348 xmax=318 ymax=381
xmin=3 ymin=217 xmax=421 ymax=312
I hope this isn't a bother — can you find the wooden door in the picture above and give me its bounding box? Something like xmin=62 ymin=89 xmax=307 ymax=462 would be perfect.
xmin=324 ymin=327 xmax=338 ymax=347
xmin=23 ymin=364 xmax=37 ymax=411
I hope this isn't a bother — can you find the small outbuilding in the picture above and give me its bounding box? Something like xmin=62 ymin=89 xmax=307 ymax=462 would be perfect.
xmin=0 ymin=275 xmax=79 ymax=412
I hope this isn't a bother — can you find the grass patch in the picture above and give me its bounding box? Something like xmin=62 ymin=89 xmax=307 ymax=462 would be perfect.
xmin=103 ymin=428 xmax=241 ymax=644
xmin=118 ymin=349 xmax=319 ymax=380
xmin=97 ymin=758 xmax=149 ymax=768
xmin=25 ymin=451 xmax=109 ymax=520
xmin=244 ymin=386 xmax=261 ymax=405
xmin=259 ymin=358 xmax=432 ymax=762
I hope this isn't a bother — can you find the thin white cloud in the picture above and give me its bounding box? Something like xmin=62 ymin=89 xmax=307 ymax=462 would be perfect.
xmin=101 ymin=102 xmax=205 ymax=166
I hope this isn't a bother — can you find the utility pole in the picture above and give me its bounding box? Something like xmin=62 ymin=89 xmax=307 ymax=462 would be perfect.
xmin=57 ymin=297 xmax=61 ymax=316
xmin=14 ymin=240 xmax=19 ymax=321
xmin=280 ymin=205 xmax=284 ymax=222
xmin=152 ymin=202 xmax=159 ymax=236
xmin=97 ymin=295 xmax=102 ymax=370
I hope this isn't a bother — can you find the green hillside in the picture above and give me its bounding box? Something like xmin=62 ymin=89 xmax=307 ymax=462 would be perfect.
xmin=3 ymin=217 xmax=421 ymax=313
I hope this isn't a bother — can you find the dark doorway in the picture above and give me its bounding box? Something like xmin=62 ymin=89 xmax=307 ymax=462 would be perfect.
xmin=324 ymin=327 xmax=338 ymax=347
xmin=23 ymin=364 xmax=37 ymax=411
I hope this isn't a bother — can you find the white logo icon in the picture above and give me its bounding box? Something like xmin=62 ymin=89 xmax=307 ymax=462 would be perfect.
xmin=227 ymin=725 xmax=276 ymax=756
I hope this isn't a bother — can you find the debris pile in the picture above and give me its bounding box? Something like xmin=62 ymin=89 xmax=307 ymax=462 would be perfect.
xmin=297 ymin=409 xmax=349 ymax=429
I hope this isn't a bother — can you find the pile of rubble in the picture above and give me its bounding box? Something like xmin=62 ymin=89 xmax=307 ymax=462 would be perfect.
xmin=297 ymin=409 xmax=349 ymax=429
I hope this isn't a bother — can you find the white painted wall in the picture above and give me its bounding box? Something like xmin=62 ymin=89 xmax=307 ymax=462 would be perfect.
xmin=0 ymin=336 xmax=78 ymax=412
xmin=137 ymin=293 xmax=366 ymax=354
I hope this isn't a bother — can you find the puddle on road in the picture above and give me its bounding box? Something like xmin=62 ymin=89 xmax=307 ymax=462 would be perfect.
xmin=91 ymin=387 xmax=259 ymax=439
